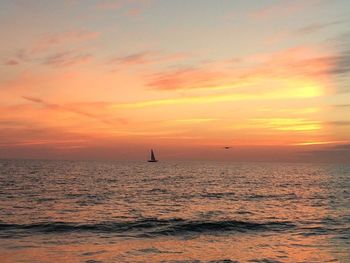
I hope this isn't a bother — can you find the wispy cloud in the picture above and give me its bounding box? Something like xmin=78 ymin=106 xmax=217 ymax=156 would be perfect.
xmin=293 ymin=140 xmax=349 ymax=146
xmin=42 ymin=51 xmax=92 ymax=67
xmin=31 ymin=30 xmax=100 ymax=54
xmin=295 ymin=20 xmax=343 ymax=35
xmin=0 ymin=139 xmax=86 ymax=147
xmin=2 ymin=30 xmax=99 ymax=67
xmin=251 ymin=118 xmax=322 ymax=131
xmin=108 ymin=51 xmax=155 ymax=66
xmin=147 ymin=46 xmax=334 ymax=91
xmin=331 ymin=50 xmax=350 ymax=75
xmin=22 ymin=96 xmax=126 ymax=125
xmin=111 ymin=85 xmax=323 ymax=109
xmin=327 ymin=121 xmax=350 ymax=126
xmin=107 ymin=51 xmax=187 ymax=68
xmin=333 ymin=104 xmax=350 ymax=108
xmin=3 ymin=49 xmax=30 ymax=66
xmin=327 ymin=31 xmax=350 ymax=93
xmin=4 ymin=50 xmax=94 ymax=68
xmin=3 ymin=59 xmax=19 ymax=66
xmin=147 ymin=66 xmax=227 ymax=90
xmin=250 ymin=0 xmax=319 ymax=20
xmin=249 ymin=20 xmax=344 ymax=47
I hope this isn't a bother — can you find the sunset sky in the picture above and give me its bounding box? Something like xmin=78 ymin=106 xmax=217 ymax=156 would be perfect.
xmin=1 ymin=0 xmax=350 ymax=162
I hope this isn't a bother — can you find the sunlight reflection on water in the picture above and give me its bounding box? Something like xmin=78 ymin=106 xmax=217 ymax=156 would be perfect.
xmin=0 ymin=160 xmax=349 ymax=262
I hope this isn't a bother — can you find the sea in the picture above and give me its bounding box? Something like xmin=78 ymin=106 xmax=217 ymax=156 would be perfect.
xmin=0 ymin=160 xmax=349 ymax=263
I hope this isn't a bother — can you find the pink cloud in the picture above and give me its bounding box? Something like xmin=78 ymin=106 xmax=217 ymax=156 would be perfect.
xmin=148 ymin=67 xmax=228 ymax=90
xmin=147 ymin=46 xmax=335 ymax=91
xmin=4 ymin=59 xmax=19 ymax=66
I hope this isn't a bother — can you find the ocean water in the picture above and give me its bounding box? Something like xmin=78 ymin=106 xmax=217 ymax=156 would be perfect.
xmin=0 ymin=160 xmax=349 ymax=263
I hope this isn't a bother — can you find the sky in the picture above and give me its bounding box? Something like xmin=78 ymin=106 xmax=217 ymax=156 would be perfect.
xmin=0 ymin=0 xmax=350 ymax=162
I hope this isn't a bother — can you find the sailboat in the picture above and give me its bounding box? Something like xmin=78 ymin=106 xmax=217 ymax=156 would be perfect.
xmin=148 ymin=149 xmax=158 ymax=162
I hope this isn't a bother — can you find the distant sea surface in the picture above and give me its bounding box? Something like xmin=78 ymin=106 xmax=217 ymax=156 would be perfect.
xmin=0 ymin=160 xmax=349 ymax=263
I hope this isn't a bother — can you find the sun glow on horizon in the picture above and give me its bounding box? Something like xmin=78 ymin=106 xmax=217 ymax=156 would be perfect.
xmin=0 ymin=0 xmax=349 ymax=161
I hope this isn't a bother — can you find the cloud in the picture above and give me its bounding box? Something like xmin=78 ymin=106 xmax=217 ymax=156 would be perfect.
xmin=333 ymin=31 xmax=350 ymax=48
xmin=3 ymin=50 xmax=93 ymax=68
xmin=333 ymin=104 xmax=350 ymax=108
xmin=294 ymin=21 xmax=343 ymax=35
xmin=3 ymin=59 xmax=19 ymax=66
xmin=331 ymin=50 xmax=350 ymax=75
xmin=0 ymin=139 xmax=86 ymax=147
xmin=251 ymin=118 xmax=322 ymax=131
xmin=109 ymin=51 xmax=155 ymax=65
xmin=327 ymin=121 xmax=350 ymax=126
xmin=321 ymin=32 xmax=350 ymax=79
xmin=22 ymin=96 xmax=43 ymax=104
xmin=31 ymin=30 xmax=100 ymax=54
xmin=107 ymin=47 xmax=335 ymax=109
xmin=147 ymin=67 xmax=227 ymax=90
xmin=262 ymin=20 xmax=345 ymax=47
xmin=3 ymin=30 xmax=99 ymax=67
xmin=105 ymin=46 xmax=337 ymax=109
xmin=293 ymin=140 xmax=349 ymax=146
xmin=3 ymin=49 xmax=30 ymax=65
xmin=330 ymin=32 xmax=350 ymax=71
xmin=112 ymin=84 xmax=323 ymax=109
xmin=107 ymin=51 xmax=187 ymax=68
xmin=250 ymin=0 xmax=318 ymax=20
xmin=147 ymin=46 xmax=334 ymax=91
xmin=42 ymin=51 xmax=92 ymax=67
xmin=22 ymin=96 xmax=126 ymax=125
xmin=326 ymin=32 xmax=350 ymax=92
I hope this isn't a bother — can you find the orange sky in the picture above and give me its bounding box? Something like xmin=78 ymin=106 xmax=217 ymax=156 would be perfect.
xmin=1 ymin=0 xmax=350 ymax=162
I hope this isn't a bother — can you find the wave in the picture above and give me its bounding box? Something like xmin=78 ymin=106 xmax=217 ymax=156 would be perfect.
xmin=0 ymin=218 xmax=295 ymax=237
xmin=247 ymin=193 xmax=297 ymax=200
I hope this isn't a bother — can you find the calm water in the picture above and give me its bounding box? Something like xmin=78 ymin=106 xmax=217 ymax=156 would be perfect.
xmin=0 ymin=160 xmax=349 ymax=263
